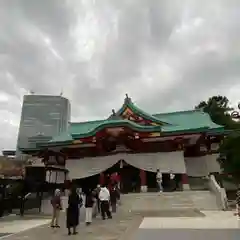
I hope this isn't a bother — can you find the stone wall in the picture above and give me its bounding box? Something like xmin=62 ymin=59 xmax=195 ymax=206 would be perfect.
xmin=185 ymin=154 xmax=221 ymax=177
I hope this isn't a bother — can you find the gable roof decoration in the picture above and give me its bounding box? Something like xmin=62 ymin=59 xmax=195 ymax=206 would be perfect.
xmin=109 ymin=94 xmax=169 ymax=126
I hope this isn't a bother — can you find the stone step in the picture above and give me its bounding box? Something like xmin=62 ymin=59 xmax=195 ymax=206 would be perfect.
xmin=122 ymin=191 xmax=220 ymax=212
xmin=139 ymin=211 xmax=239 ymax=229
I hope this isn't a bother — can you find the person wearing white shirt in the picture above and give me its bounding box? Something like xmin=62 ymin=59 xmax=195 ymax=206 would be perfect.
xmin=169 ymin=171 xmax=176 ymax=191
xmin=156 ymin=169 xmax=163 ymax=192
xmin=99 ymin=185 xmax=112 ymax=220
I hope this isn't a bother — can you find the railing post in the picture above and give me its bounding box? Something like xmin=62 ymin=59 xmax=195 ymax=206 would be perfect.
xmin=20 ymin=196 xmax=25 ymax=216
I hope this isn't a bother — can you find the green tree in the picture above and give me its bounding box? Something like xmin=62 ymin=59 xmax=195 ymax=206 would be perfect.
xmin=218 ymin=133 xmax=240 ymax=182
xmin=195 ymin=95 xmax=238 ymax=129
xmin=196 ymin=95 xmax=240 ymax=182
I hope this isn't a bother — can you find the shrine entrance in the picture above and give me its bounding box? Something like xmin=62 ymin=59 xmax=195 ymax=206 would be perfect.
xmin=103 ymin=160 xmax=140 ymax=193
xmin=73 ymin=160 xmax=140 ymax=193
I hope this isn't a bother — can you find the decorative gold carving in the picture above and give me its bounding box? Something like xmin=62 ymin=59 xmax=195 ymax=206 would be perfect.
xmin=121 ymin=107 xmax=161 ymax=126
xmin=149 ymin=132 xmax=161 ymax=137
xmin=122 ymin=108 xmax=133 ymax=118
xmin=68 ymin=143 xmax=95 ymax=148
xmin=151 ymin=122 xmax=160 ymax=126
xmin=73 ymin=140 xmax=82 ymax=144
xmin=68 ymin=144 xmax=82 ymax=148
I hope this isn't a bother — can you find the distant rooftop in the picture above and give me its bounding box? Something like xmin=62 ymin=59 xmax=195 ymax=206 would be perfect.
xmin=2 ymin=150 xmax=16 ymax=156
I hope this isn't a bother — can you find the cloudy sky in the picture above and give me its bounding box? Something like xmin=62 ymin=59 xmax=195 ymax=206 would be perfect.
xmin=0 ymin=0 xmax=240 ymax=151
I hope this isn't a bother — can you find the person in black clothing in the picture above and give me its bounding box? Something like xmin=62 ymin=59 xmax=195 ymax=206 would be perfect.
xmin=0 ymin=185 xmax=4 ymax=217
xmin=66 ymin=186 xmax=82 ymax=235
xmin=95 ymin=185 xmax=101 ymax=214
xmin=236 ymin=185 xmax=240 ymax=218
xmin=92 ymin=186 xmax=100 ymax=218
xmin=110 ymin=185 xmax=119 ymax=213
xmin=85 ymin=189 xmax=95 ymax=225
xmin=5 ymin=184 xmax=13 ymax=214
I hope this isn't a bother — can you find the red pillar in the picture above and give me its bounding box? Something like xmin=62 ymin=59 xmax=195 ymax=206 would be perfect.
xmin=182 ymin=173 xmax=190 ymax=190
xmin=99 ymin=172 xmax=105 ymax=186
xmin=140 ymin=169 xmax=147 ymax=192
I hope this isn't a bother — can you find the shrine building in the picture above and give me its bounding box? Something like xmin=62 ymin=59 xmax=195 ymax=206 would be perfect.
xmin=20 ymin=95 xmax=227 ymax=192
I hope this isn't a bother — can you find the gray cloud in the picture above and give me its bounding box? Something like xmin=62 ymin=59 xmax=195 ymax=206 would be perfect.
xmin=0 ymin=0 xmax=239 ymax=150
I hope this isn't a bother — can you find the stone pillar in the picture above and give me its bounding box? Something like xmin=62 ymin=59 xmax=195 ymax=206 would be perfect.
xmin=140 ymin=169 xmax=147 ymax=192
xmin=99 ymin=172 xmax=105 ymax=186
xmin=182 ymin=173 xmax=190 ymax=190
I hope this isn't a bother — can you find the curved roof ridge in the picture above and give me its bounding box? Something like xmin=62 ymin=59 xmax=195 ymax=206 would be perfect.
xmin=153 ymin=109 xmax=203 ymax=116
xmin=70 ymin=119 xmax=104 ymax=125
xmin=71 ymin=118 xmax=161 ymax=138
xmin=130 ymin=100 xmax=169 ymax=122
xmin=117 ymin=97 xmax=171 ymax=125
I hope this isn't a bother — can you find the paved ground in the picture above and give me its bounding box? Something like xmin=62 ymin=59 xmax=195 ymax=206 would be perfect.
xmin=0 ymin=196 xmax=86 ymax=239
xmin=0 ymin=211 xmax=141 ymax=240
xmin=133 ymin=229 xmax=240 ymax=240
xmin=0 ymin=234 xmax=11 ymax=239
xmin=139 ymin=212 xmax=240 ymax=229
xmin=0 ymin=192 xmax=236 ymax=240
xmin=0 ymin=217 xmax=52 ymax=240
xmin=0 ymin=195 xmax=141 ymax=240
xmin=133 ymin=211 xmax=240 ymax=240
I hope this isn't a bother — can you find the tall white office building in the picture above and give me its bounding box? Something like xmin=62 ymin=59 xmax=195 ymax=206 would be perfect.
xmin=16 ymin=95 xmax=71 ymax=156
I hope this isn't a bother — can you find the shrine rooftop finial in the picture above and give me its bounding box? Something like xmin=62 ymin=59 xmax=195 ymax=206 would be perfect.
xmin=124 ymin=93 xmax=131 ymax=103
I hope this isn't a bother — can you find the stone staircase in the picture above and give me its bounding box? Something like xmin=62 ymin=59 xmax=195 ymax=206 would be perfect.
xmin=23 ymin=191 xmax=220 ymax=217
xmin=122 ymin=191 xmax=220 ymax=217
xmin=189 ymin=177 xmax=209 ymax=190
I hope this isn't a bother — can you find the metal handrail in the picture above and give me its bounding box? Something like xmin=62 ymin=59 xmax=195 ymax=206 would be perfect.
xmin=20 ymin=192 xmax=34 ymax=216
xmin=24 ymin=192 xmax=31 ymax=200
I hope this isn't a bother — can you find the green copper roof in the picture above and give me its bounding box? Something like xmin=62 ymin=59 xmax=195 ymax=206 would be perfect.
xmin=22 ymin=97 xmax=225 ymax=149
xmin=45 ymin=110 xmax=224 ymax=146
xmin=71 ymin=119 xmax=163 ymax=138
xmin=49 ymin=131 xmax=73 ymax=143
xmin=153 ymin=110 xmax=222 ymax=130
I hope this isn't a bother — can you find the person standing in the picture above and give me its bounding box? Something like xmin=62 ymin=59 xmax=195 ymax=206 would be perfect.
xmin=96 ymin=185 xmax=101 ymax=214
xmin=116 ymin=184 xmax=121 ymax=205
xmin=111 ymin=172 xmax=120 ymax=187
xmin=169 ymin=170 xmax=176 ymax=191
xmin=156 ymin=169 xmax=163 ymax=193
xmin=236 ymin=185 xmax=240 ymax=219
xmin=99 ymin=185 xmax=112 ymax=220
xmin=76 ymin=187 xmax=81 ymax=197
xmin=0 ymin=185 xmax=4 ymax=217
xmin=110 ymin=185 xmax=119 ymax=213
xmin=85 ymin=189 xmax=95 ymax=225
xmin=106 ymin=174 xmax=111 ymax=191
xmin=5 ymin=184 xmax=13 ymax=214
xmin=93 ymin=185 xmax=101 ymax=215
xmin=50 ymin=189 xmax=62 ymax=228
xmin=66 ymin=186 xmax=82 ymax=235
